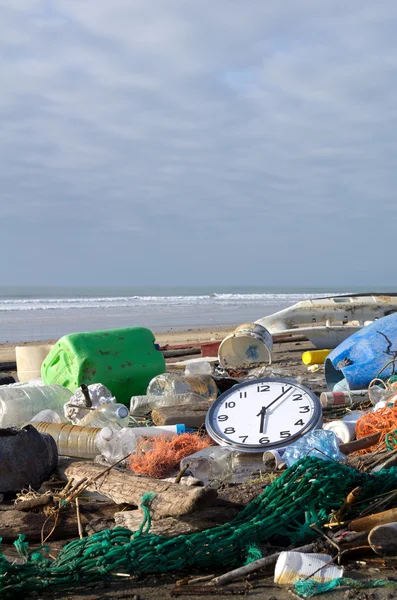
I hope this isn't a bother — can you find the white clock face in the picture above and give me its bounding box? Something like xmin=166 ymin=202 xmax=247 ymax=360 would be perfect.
xmin=207 ymin=379 xmax=319 ymax=450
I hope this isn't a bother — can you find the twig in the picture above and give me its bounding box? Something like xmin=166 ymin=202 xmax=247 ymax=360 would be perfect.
xmin=175 ymin=464 xmax=189 ymax=484
xmin=211 ymin=543 xmax=315 ymax=586
xmin=76 ymin=497 xmax=83 ymax=539
xmin=310 ymin=524 xmax=342 ymax=564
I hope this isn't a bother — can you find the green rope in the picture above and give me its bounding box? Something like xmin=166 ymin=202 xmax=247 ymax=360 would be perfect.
xmin=294 ymin=577 xmax=395 ymax=598
xmin=1 ymin=456 xmax=397 ymax=599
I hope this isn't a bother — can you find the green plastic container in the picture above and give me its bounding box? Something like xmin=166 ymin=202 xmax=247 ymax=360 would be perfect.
xmin=41 ymin=327 xmax=166 ymax=407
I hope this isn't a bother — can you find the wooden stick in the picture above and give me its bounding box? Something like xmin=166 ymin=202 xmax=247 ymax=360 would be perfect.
xmin=350 ymin=507 xmax=397 ymax=532
xmin=339 ymin=432 xmax=381 ymax=455
xmin=211 ymin=543 xmax=315 ymax=586
xmin=76 ymin=497 xmax=83 ymax=539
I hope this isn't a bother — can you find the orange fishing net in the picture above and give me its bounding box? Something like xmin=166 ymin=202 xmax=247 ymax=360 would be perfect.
xmin=128 ymin=432 xmax=213 ymax=478
xmin=355 ymin=401 xmax=397 ymax=454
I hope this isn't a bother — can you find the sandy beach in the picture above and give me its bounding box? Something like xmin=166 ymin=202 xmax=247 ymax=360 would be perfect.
xmin=0 ymin=326 xmax=236 ymax=368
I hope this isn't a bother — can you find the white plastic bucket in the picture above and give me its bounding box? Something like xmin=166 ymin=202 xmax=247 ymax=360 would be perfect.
xmin=16 ymin=345 xmax=54 ymax=383
xmin=274 ymin=552 xmax=343 ymax=585
xmin=218 ymin=323 xmax=273 ymax=369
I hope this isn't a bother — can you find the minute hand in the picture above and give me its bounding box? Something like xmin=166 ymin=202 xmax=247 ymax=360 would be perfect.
xmin=263 ymin=386 xmax=293 ymax=412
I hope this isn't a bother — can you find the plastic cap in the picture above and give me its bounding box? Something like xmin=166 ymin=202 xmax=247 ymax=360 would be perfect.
xmin=115 ymin=405 xmax=129 ymax=419
xmin=100 ymin=427 xmax=114 ymax=441
xmin=176 ymin=424 xmax=186 ymax=434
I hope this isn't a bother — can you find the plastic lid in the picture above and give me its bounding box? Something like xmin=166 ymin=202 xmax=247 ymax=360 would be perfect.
xmin=176 ymin=424 xmax=186 ymax=434
xmin=115 ymin=405 xmax=129 ymax=419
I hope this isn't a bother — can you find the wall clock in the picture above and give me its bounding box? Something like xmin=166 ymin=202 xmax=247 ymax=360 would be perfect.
xmin=205 ymin=378 xmax=322 ymax=452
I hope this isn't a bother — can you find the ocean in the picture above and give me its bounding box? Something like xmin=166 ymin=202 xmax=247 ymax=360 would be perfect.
xmin=0 ymin=286 xmax=348 ymax=343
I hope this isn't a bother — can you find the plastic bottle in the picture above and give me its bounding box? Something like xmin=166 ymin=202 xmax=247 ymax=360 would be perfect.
xmin=180 ymin=446 xmax=234 ymax=485
xmin=147 ymin=374 xmax=218 ymax=401
xmin=0 ymin=385 xmax=72 ymax=427
xmin=77 ymin=403 xmax=130 ymax=428
xmin=184 ymin=360 xmax=214 ymax=376
xmin=31 ymin=409 xmax=63 ymax=424
xmin=32 ymin=422 xmax=101 ymax=459
xmin=130 ymin=392 xmax=211 ymax=416
xmin=282 ymin=429 xmax=346 ymax=468
xmin=96 ymin=424 xmax=187 ymax=464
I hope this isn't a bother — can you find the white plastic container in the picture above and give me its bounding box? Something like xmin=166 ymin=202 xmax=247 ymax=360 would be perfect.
xmin=15 ymin=345 xmax=53 ymax=383
xmin=274 ymin=552 xmax=343 ymax=585
xmin=0 ymin=385 xmax=71 ymax=427
xmin=323 ymin=410 xmax=364 ymax=444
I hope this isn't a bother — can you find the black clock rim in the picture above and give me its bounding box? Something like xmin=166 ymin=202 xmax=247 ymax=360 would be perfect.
xmin=205 ymin=377 xmax=321 ymax=450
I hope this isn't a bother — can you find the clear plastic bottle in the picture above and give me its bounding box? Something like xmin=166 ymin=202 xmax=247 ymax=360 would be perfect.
xmin=184 ymin=361 xmax=214 ymax=376
xmin=147 ymin=374 xmax=218 ymax=401
xmin=130 ymin=392 xmax=209 ymax=416
xmin=282 ymin=429 xmax=346 ymax=467
xmin=77 ymin=403 xmax=130 ymax=429
xmin=31 ymin=409 xmax=63 ymax=424
xmin=0 ymin=385 xmax=72 ymax=427
xmin=32 ymin=422 xmax=101 ymax=459
xmin=180 ymin=446 xmax=234 ymax=486
xmin=96 ymin=427 xmax=138 ymax=464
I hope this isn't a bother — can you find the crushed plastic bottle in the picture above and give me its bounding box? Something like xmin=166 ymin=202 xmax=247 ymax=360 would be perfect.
xmin=180 ymin=446 xmax=263 ymax=486
xmin=369 ymin=385 xmax=397 ymax=408
xmin=282 ymin=429 xmax=346 ymax=468
xmin=78 ymin=403 xmax=130 ymax=429
xmin=0 ymin=385 xmax=71 ymax=427
xmin=147 ymin=373 xmax=218 ymax=401
xmin=130 ymin=392 xmax=210 ymax=416
xmin=184 ymin=360 xmax=214 ymax=376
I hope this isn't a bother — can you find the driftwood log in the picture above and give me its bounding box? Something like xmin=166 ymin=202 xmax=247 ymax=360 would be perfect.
xmin=152 ymin=405 xmax=208 ymax=427
xmin=0 ymin=502 xmax=116 ymax=542
xmin=349 ymin=507 xmax=397 ymax=532
xmin=57 ymin=460 xmax=216 ymax=519
xmin=114 ymin=505 xmax=240 ymax=537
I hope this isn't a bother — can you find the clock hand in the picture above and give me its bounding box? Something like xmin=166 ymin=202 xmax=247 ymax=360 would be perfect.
xmin=263 ymin=386 xmax=293 ymax=412
xmin=256 ymin=406 xmax=267 ymax=434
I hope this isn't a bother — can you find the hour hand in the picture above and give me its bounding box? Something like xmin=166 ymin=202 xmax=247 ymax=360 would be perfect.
xmin=256 ymin=406 xmax=267 ymax=434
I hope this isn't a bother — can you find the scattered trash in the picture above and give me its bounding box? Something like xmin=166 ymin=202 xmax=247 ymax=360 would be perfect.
xmin=218 ymin=323 xmax=272 ymax=369
xmin=0 ymin=425 xmax=57 ymax=493
xmin=323 ymin=410 xmax=364 ymax=443
xmin=320 ymin=389 xmax=371 ymax=410
xmin=274 ymin=551 xmax=343 ymax=585
xmin=78 ymin=402 xmax=130 ymax=428
xmin=325 ymin=312 xmax=397 ymax=390
xmin=282 ymin=429 xmax=346 ymax=467
xmin=0 ymin=384 xmax=71 ymax=427
xmin=129 ymin=432 xmax=212 ymax=478
xmin=64 ymin=382 xmax=116 ymax=424
xmin=302 ymin=349 xmax=331 ymax=366
xmin=41 ymin=327 xmax=166 ymax=405
xmin=5 ymin=297 xmax=397 ymax=599
xmin=15 ymin=344 xmax=53 ymax=383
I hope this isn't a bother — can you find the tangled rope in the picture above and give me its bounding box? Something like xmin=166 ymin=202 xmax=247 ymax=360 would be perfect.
xmin=1 ymin=457 xmax=397 ymax=599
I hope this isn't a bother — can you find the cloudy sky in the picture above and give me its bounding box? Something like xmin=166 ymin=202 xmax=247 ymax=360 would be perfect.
xmin=1 ymin=1 xmax=397 ymax=288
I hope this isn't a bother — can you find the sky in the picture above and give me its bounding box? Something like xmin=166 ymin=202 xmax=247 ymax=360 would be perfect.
xmin=1 ymin=0 xmax=397 ymax=288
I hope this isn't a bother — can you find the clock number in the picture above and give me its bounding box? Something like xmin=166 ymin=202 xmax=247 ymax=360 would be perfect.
xmin=293 ymin=394 xmax=303 ymax=401
xmin=257 ymin=384 xmax=270 ymax=393
xmin=280 ymin=430 xmax=291 ymax=438
xmin=259 ymin=437 xmax=270 ymax=444
xmin=239 ymin=391 xmax=247 ymax=399
xmin=294 ymin=419 xmax=305 ymax=426
xmin=239 ymin=436 xmax=248 ymax=443
xmin=225 ymin=401 xmax=236 ymax=409
xmin=299 ymin=406 xmax=310 ymax=413
xmin=217 ymin=415 xmax=228 ymax=422
xmin=224 ymin=427 xmax=235 ymax=435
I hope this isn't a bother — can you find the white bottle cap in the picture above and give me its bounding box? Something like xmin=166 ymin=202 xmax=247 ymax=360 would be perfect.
xmin=115 ymin=405 xmax=129 ymax=419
